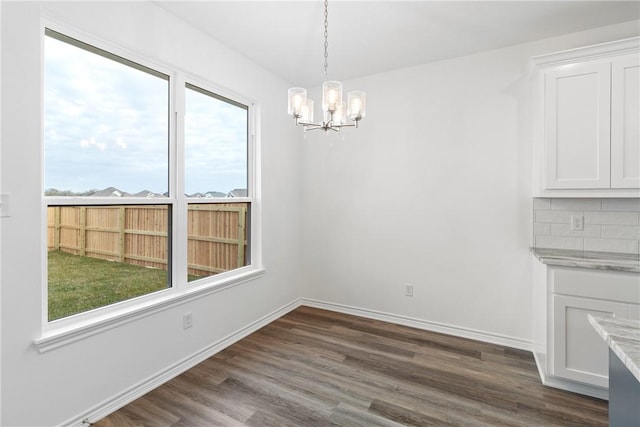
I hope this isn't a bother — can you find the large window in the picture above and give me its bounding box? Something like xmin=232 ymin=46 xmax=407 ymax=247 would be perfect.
xmin=44 ymin=28 xmax=254 ymax=322
xmin=185 ymin=84 xmax=249 ymax=281
xmin=44 ymin=30 xmax=170 ymax=197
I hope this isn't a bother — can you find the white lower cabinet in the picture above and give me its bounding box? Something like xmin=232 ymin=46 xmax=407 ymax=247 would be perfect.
xmin=552 ymin=295 xmax=628 ymax=388
xmin=533 ymin=260 xmax=640 ymax=399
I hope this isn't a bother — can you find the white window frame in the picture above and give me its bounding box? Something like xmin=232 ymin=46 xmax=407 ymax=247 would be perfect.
xmin=36 ymin=18 xmax=263 ymax=353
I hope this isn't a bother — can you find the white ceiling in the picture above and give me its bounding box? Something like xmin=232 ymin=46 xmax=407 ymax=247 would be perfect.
xmin=157 ymin=1 xmax=640 ymax=87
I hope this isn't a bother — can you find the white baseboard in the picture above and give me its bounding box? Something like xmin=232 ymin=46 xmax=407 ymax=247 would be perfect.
xmin=299 ymin=298 xmax=532 ymax=351
xmin=533 ymin=348 xmax=608 ymax=400
xmin=66 ymin=297 xmax=533 ymax=426
xmin=537 ymin=369 xmax=609 ymax=400
xmin=64 ymin=298 xmax=303 ymax=427
xmin=533 ymin=350 xmax=548 ymax=383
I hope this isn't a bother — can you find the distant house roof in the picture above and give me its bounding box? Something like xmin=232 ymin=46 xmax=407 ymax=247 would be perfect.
xmin=205 ymin=191 xmax=227 ymax=198
xmin=134 ymin=190 xmax=163 ymax=198
xmin=72 ymin=187 xmax=247 ymax=198
xmin=90 ymin=187 xmax=129 ymax=197
xmin=186 ymin=191 xmax=227 ymax=198
xmin=227 ymin=188 xmax=247 ymax=198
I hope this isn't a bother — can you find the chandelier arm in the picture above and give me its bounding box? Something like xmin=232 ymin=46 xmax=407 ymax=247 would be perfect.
xmin=297 ymin=120 xmax=322 ymax=127
xmin=332 ymin=123 xmax=357 ymax=128
xmin=294 ymin=116 xmax=360 ymax=131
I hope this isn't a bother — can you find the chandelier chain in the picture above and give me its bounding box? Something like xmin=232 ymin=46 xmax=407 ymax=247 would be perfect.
xmin=323 ymin=0 xmax=329 ymax=79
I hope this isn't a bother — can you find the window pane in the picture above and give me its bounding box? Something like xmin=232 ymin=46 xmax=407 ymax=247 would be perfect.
xmin=187 ymin=203 xmax=250 ymax=282
xmin=47 ymin=205 xmax=170 ymax=321
xmin=185 ymin=84 xmax=248 ymax=197
xmin=44 ymin=30 xmax=169 ymax=197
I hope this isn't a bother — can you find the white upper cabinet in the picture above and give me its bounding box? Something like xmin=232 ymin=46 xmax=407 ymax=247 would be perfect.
xmin=611 ymin=54 xmax=640 ymax=189
xmin=533 ymin=37 xmax=640 ymax=197
xmin=545 ymin=60 xmax=611 ymax=189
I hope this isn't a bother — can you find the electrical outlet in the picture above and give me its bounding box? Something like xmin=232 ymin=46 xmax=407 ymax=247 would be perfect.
xmin=183 ymin=312 xmax=193 ymax=330
xmin=404 ymin=283 xmax=414 ymax=297
xmin=0 ymin=194 xmax=10 ymax=218
xmin=571 ymin=215 xmax=584 ymax=231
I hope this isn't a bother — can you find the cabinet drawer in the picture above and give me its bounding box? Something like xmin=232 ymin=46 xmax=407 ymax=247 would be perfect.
xmin=551 ymin=267 xmax=640 ymax=303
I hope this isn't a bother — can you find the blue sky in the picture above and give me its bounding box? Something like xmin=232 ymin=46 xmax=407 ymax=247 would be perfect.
xmin=44 ymin=34 xmax=247 ymax=196
xmin=185 ymin=87 xmax=248 ymax=195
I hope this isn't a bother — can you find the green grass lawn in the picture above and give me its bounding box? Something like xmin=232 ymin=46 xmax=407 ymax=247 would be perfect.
xmin=48 ymin=250 xmax=170 ymax=321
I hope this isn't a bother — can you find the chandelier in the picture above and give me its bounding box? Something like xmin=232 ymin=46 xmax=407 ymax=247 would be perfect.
xmin=287 ymin=0 xmax=366 ymax=132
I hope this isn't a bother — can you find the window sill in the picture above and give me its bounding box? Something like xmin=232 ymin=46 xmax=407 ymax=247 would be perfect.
xmin=34 ymin=267 xmax=265 ymax=353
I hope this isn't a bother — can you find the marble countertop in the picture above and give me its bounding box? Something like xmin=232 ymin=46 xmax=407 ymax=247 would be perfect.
xmin=530 ymin=247 xmax=640 ymax=273
xmin=588 ymin=315 xmax=640 ymax=382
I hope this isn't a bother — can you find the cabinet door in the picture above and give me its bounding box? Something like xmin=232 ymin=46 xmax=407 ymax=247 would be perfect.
xmin=611 ymin=54 xmax=640 ymax=189
xmin=552 ymin=295 xmax=628 ymax=388
xmin=544 ymin=61 xmax=611 ymax=189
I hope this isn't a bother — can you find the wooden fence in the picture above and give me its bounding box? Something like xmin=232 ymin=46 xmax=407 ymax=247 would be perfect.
xmin=47 ymin=204 xmax=248 ymax=278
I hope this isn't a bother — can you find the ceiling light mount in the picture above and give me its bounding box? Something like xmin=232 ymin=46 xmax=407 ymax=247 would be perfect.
xmin=288 ymin=0 xmax=366 ymax=132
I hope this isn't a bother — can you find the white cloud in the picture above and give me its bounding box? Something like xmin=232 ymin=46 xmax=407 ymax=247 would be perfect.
xmin=183 ymin=86 xmax=248 ymax=193
xmin=44 ymin=34 xmax=247 ymax=195
xmin=79 ymin=137 xmax=106 ymax=151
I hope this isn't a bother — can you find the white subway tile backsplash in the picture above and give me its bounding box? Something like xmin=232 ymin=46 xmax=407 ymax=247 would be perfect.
xmin=534 ymin=223 xmax=551 ymax=235
xmin=533 ymin=198 xmax=551 ymax=210
xmin=602 ymin=198 xmax=640 ymax=212
xmin=550 ymin=223 xmax=601 ymax=238
xmin=584 ymin=238 xmax=640 ymax=254
xmin=584 ymin=211 xmax=639 ymax=226
xmin=536 ymin=235 xmax=584 ymax=250
xmin=533 ymin=197 xmax=640 ymax=254
xmin=551 ymin=198 xmax=602 ymax=211
xmin=535 ymin=210 xmax=580 ymax=223
xmin=601 ymin=225 xmax=640 ymax=240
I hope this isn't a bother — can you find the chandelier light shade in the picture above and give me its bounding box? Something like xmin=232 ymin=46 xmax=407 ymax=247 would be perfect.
xmin=347 ymin=91 xmax=366 ymax=121
xmin=287 ymin=87 xmax=307 ymax=117
xmin=333 ymin=102 xmax=346 ymax=125
xmin=301 ymin=99 xmax=314 ymax=123
xmin=322 ymin=81 xmax=342 ymax=113
xmin=288 ymin=0 xmax=366 ymax=132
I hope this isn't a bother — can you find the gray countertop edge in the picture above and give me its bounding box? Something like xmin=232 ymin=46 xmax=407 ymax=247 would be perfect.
xmin=588 ymin=314 xmax=640 ymax=383
xmin=530 ymin=247 xmax=640 ymax=273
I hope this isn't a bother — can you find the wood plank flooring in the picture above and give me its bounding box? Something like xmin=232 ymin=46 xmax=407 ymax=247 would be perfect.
xmin=94 ymin=306 xmax=608 ymax=426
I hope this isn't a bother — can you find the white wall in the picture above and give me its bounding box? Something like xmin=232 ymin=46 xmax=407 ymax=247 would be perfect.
xmin=0 ymin=2 xmax=301 ymax=426
xmin=301 ymin=20 xmax=640 ymax=346
xmin=0 ymin=1 xmax=3 ymax=423
xmin=2 ymin=2 xmax=639 ymax=425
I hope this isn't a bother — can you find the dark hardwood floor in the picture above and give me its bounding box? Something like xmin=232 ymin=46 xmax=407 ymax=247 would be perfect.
xmin=95 ymin=306 xmax=608 ymax=426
